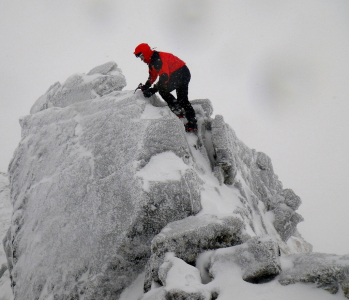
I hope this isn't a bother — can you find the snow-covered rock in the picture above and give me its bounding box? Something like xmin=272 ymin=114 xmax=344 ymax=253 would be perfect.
xmin=209 ymin=236 xmax=281 ymax=284
xmin=279 ymin=253 xmax=349 ymax=296
xmin=5 ymin=61 xmax=321 ymax=300
xmin=157 ymin=253 xmax=211 ymax=300
xmin=0 ymin=173 xmax=13 ymax=300
xmin=0 ymin=173 xmax=11 ymax=267
xmin=30 ymin=61 xmax=126 ymax=114
xmin=144 ymin=214 xmax=250 ymax=291
xmin=7 ymin=63 xmax=202 ymax=300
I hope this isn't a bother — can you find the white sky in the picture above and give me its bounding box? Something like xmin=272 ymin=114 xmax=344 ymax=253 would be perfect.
xmin=1 ymin=0 xmax=348 ymax=255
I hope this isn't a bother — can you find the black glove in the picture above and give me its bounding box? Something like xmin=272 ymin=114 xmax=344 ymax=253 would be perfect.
xmin=143 ymin=88 xmax=157 ymax=98
xmin=141 ymin=81 xmax=151 ymax=91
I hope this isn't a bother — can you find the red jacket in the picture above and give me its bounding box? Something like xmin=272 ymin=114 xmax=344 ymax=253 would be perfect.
xmin=134 ymin=43 xmax=185 ymax=85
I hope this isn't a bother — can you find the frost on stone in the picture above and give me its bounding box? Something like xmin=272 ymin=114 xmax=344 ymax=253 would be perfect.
xmin=191 ymin=99 xmax=214 ymax=119
xmin=30 ymin=61 xmax=126 ymax=114
xmin=87 ymin=61 xmax=120 ymax=75
xmin=6 ymin=61 xmax=316 ymax=299
xmin=144 ymin=214 xmax=250 ymax=292
xmin=286 ymin=230 xmax=313 ymax=253
xmin=210 ymin=115 xmax=283 ymax=201
xmin=207 ymin=113 xmax=306 ymax=245
xmin=153 ymin=253 xmax=211 ymax=300
xmin=0 ymin=173 xmax=11 ymax=265
xmin=272 ymin=203 xmax=303 ymax=242
xmin=209 ymin=235 xmax=281 ymax=284
xmin=211 ymin=115 xmax=237 ymax=185
xmin=279 ymin=253 xmax=349 ymax=297
xmin=7 ymin=89 xmax=203 ymax=300
xmin=269 ymin=189 xmax=304 ymax=242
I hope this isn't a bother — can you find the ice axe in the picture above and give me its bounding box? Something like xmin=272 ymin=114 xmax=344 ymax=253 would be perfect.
xmin=134 ymin=83 xmax=143 ymax=94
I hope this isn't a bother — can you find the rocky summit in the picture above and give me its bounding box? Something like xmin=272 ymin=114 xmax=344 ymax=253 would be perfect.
xmin=2 ymin=62 xmax=348 ymax=300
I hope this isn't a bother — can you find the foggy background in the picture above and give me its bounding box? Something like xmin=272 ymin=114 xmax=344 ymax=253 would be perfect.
xmin=1 ymin=0 xmax=348 ymax=255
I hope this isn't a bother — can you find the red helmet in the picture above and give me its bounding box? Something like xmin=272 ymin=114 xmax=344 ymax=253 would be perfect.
xmin=134 ymin=43 xmax=154 ymax=63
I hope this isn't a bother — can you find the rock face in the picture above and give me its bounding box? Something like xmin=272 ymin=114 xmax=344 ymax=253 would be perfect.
xmin=30 ymin=62 xmax=126 ymax=114
xmin=144 ymin=214 xmax=250 ymax=291
xmin=7 ymin=63 xmax=202 ymax=300
xmin=279 ymin=253 xmax=349 ymax=296
xmin=0 ymin=173 xmax=11 ymax=268
xmin=209 ymin=236 xmax=281 ymax=284
xmin=4 ymin=62 xmax=319 ymax=300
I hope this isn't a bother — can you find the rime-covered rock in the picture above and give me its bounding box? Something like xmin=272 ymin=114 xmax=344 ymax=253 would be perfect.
xmin=157 ymin=253 xmax=211 ymax=300
xmin=7 ymin=64 xmax=203 ymax=300
xmin=209 ymin=236 xmax=281 ymax=284
xmin=5 ymin=62 xmax=313 ymax=300
xmin=269 ymin=189 xmax=303 ymax=242
xmin=144 ymin=214 xmax=249 ymax=291
xmin=141 ymin=253 xmax=211 ymax=300
xmin=30 ymin=62 xmax=126 ymax=114
xmin=272 ymin=203 xmax=304 ymax=242
xmin=208 ymin=115 xmax=304 ymax=243
xmin=0 ymin=173 xmax=13 ymax=299
xmin=279 ymin=253 xmax=349 ymax=297
xmin=0 ymin=173 xmax=11 ymax=267
xmin=210 ymin=115 xmax=282 ymax=196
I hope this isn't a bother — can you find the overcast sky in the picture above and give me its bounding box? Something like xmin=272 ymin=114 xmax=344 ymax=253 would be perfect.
xmin=1 ymin=0 xmax=348 ymax=255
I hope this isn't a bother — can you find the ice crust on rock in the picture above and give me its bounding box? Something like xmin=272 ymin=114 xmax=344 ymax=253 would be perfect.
xmin=209 ymin=236 xmax=281 ymax=284
xmin=279 ymin=253 xmax=349 ymax=296
xmin=144 ymin=214 xmax=250 ymax=292
xmin=0 ymin=173 xmax=11 ymax=267
xmin=158 ymin=253 xmax=211 ymax=300
xmin=30 ymin=61 xmax=126 ymax=114
xmin=7 ymin=65 xmax=202 ymax=299
xmin=0 ymin=173 xmax=13 ymax=300
xmin=4 ymin=61 xmax=323 ymax=300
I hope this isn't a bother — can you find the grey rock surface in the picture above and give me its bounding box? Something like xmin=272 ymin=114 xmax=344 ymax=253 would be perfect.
xmin=144 ymin=214 xmax=249 ymax=292
xmin=0 ymin=173 xmax=11 ymax=267
xmin=7 ymin=71 xmax=202 ymax=299
xmin=272 ymin=203 xmax=304 ymax=242
xmin=6 ymin=62 xmax=313 ymax=300
xmin=208 ymin=114 xmax=304 ymax=243
xmin=209 ymin=236 xmax=281 ymax=284
xmin=279 ymin=253 xmax=349 ymax=297
xmin=143 ymin=253 xmax=211 ymax=300
xmin=30 ymin=62 xmax=126 ymax=114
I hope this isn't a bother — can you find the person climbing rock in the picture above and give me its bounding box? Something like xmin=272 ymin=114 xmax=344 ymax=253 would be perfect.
xmin=134 ymin=43 xmax=197 ymax=132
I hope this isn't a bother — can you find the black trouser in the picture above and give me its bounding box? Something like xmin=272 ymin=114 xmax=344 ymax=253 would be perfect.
xmin=158 ymin=65 xmax=196 ymax=123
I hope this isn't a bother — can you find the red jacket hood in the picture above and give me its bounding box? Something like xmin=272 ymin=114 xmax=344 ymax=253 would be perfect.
xmin=134 ymin=43 xmax=154 ymax=64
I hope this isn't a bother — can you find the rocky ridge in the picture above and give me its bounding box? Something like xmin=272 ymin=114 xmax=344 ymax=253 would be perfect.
xmin=2 ymin=62 xmax=348 ymax=300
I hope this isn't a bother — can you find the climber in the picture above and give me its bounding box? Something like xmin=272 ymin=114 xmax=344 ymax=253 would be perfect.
xmin=134 ymin=43 xmax=197 ymax=132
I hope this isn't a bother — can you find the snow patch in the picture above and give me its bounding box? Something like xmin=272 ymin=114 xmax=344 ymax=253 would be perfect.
xmin=136 ymin=151 xmax=190 ymax=192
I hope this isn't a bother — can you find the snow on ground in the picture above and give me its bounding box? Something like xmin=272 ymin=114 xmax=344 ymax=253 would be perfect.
xmin=123 ymin=249 xmax=348 ymax=300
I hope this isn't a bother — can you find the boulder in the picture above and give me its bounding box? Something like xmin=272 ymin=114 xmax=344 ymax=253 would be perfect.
xmin=7 ymin=82 xmax=202 ymax=299
xmin=158 ymin=253 xmax=211 ymax=300
xmin=209 ymin=236 xmax=281 ymax=284
xmin=5 ymin=61 xmax=313 ymax=299
xmin=30 ymin=62 xmax=126 ymax=114
xmin=279 ymin=252 xmax=349 ymax=297
xmin=144 ymin=214 xmax=249 ymax=291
